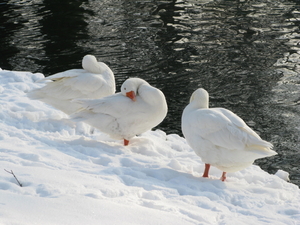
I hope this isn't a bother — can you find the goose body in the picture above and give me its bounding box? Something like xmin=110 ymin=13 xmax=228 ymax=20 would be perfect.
xmin=28 ymin=55 xmax=115 ymax=115
xmin=181 ymin=88 xmax=276 ymax=181
xmin=71 ymin=78 xmax=168 ymax=145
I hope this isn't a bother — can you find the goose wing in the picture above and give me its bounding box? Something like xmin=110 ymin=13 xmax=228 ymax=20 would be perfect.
xmin=36 ymin=70 xmax=111 ymax=100
xmin=190 ymin=108 xmax=257 ymax=150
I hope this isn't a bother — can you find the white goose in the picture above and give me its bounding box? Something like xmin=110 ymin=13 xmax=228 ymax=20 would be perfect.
xmin=181 ymin=88 xmax=276 ymax=181
xmin=71 ymin=78 xmax=168 ymax=146
xmin=28 ymin=55 xmax=115 ymax=115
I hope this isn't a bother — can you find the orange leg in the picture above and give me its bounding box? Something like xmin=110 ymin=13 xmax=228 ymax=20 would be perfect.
xmin=221 ymin=172 xmax=227 ymax=182
xmin=203 ymin=164 xmax=210 ymax=178
xmin=124 ymin=139 xmax=129 ymax=146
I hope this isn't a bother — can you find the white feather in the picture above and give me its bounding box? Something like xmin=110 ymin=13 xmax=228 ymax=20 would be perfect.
xmin=28 ymin=55 xmax=115 ymax=115
xmin=71 ymin=78 xmax=168 ymax=141
xmin=182 ymin=88 xmax=276 ymax=173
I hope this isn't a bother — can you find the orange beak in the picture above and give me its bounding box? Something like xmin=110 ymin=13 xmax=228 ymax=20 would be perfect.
xmin=126 ymin=91 xmax=136 ymax=101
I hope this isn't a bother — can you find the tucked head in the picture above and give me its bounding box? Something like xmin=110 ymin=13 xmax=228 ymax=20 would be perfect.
xmin=82 ymin=55 xmax=105 ymax=74
xmin=189 ymin=88 xmax=209 ymax=108
xmin=121 ymin=78 xmax=149 ymax=101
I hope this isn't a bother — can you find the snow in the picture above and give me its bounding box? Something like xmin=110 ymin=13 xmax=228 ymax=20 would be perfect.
xmin=275 ymin=170 xmax=290 ymax=182
xmin=0 ymin=69 xmax=299 ymax=225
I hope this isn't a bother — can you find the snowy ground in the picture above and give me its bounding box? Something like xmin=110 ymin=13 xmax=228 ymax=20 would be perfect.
xmin=0 ymin=69 xmax=299 ymax=225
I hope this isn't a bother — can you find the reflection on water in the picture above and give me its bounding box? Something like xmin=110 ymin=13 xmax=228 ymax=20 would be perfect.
xmin=0 ymin=0 xmax=299 ymax=186
xmin=0 ymin=0 xmax=92 ymax=73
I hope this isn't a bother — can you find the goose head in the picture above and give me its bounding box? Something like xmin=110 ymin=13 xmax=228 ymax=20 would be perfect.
xmin=190 ymin=88 xmax=209 ymax=109
xmin=121 ymin=78 xmax=149 ymax=102
xmin=82 ymin=55 xmax=106 ymax=74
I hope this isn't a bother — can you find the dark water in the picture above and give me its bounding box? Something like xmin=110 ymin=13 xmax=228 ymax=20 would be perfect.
xmin=1 ymin=0 xmax=299 ymax=186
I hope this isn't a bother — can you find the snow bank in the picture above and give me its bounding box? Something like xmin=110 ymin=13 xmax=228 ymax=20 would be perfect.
xmin=0 ymin=69 xmax=299 ymax=225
